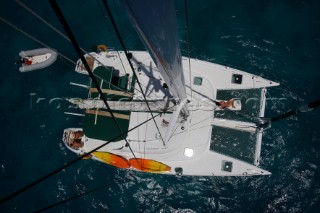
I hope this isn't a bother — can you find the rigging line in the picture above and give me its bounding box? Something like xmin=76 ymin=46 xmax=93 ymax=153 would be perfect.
xmin=0 ymin=103 xmax=175 ymax=205
xmin=48 ymin=0 xmax=141 ymax=170
xmin=15 ymin=0 xmax=67 ymax=41
xmin=59 ymin=54 xmax=74 ymax=69
xmin=97 ymin=0 xmax=128 ymax=75
xmin=212 ymin=100 xmax=259 ymax=123
xmin=0 ymin=16 xmax=75 ymax=65
xmin=15 ymin=0 xmax=113 ymax=73
xmin=90 ymin=54 xmax=162 ymax=100
xmin=112 ymin=0 xmax=125 ymax=36
xmin=167 ymin=119 xmax=183 ymax=144
xmin=183 ymin=85 xmax=257 ymax=122
xmin=184 ymin=0 xmax=193 ymax=98
xmin=14 ymin=0 xmax=87 ymax=54
xmin=110 ymin=0 xmax=129 ymax=74
xmin=93 ymin=72 xmax=133 ymax=96
xmin=187 ymin=83 xmax=257 ymax=123
xmin=130 ymin=56 xmax=175 ymax=101
xmin=92 ymin=71 xmax=169 ymax=108
xmin=34 ymin=184 xmax=108 ymax=213
xmin=166 ymin=113 xmax=216 ymax=141
xmin=213 ymin=100 xmax=258 ymax=123
xmin=15 ymin=0 xmax=119 ymax=75
xmin=131 ymin=76 xmax=170 ymax=102
xmin=115 ymin=49 xmax=128 ymax=75
xmin=93 ymin=74 xmax=169 ymax=111
xmin=184 ymin=84 xmax=257 ymax=123
xmin=109 ymin=0 xmax=130 ymax=72
xmin=101 ymin=0 xmax=166 ymax=146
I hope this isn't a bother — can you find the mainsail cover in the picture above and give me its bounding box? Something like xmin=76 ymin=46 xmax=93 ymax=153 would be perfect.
xmin=120 ymin=0 xmax=188 ymax=116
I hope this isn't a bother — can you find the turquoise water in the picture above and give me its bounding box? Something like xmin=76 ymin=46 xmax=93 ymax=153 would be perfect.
xmin=1 ymin=0 xmax=320 ymax=212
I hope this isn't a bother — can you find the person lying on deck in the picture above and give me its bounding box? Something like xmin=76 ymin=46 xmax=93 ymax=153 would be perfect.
xmin=70 ymin=139 xmax=83 ymax=149
xmin=70 ymin=131 xmax=84 ymax=140
xmin=217 ymin=99 xmax=235 ymax=109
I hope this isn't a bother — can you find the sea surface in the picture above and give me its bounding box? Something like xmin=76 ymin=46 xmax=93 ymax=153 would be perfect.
xmin=1 ymin=0 xmax=320 ymax=212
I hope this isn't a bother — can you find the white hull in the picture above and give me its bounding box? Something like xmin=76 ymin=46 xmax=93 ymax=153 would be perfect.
xmin=64 ymin=51 xmax=279 ymax=176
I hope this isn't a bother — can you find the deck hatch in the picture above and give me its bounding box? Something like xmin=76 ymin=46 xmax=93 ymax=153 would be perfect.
xmin=193 ymin=77 xmax=203 ymax=85
xmin=231 ymin=74 xmax=242 ymax=84
xmin=221 ymin=160 xmax=233 ymax=172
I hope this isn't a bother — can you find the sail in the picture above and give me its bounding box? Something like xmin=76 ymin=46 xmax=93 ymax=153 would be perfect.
xmin=120 ymin=0 xmax=188 ymax=116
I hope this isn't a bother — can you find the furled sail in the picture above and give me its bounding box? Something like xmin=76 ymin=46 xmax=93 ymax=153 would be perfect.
xmin=120 ymin=0 xmax=188 ymax=116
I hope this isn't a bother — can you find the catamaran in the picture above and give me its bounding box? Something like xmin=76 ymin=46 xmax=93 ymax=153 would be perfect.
xmin=62 ymin=0 xmax=279 ymax=176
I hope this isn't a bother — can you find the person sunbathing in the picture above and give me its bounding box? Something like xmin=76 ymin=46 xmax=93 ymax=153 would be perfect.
xmin=218 ymin=99 xmax=235 ymax=109
xmin=70 ymin=131 xmax=84 ymax=140
xmin=70 ymin=139 xmax=83 ymax=149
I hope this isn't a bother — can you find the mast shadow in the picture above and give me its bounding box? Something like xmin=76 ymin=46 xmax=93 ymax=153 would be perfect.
xmin=131 ymin=56 xmax=172 ymax=99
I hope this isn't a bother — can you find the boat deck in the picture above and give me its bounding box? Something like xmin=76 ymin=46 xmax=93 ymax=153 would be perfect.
xmin=68 ymin=51 xmax=279 ymax=176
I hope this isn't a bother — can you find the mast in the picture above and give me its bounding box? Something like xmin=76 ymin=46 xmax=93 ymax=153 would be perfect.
xmin=120 ymin=0 xmax=189 ymax=117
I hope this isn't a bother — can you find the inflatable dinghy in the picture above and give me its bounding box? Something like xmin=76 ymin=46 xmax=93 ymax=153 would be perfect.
xmin=18 ymin=48 xmax=57 ymax=72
